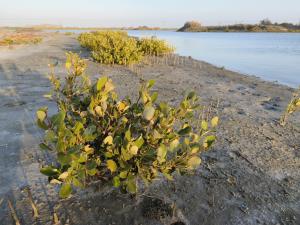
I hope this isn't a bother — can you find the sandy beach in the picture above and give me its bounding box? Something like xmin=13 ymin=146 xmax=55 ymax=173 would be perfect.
xmin=0 ymin=33 xmax=299 ymax=225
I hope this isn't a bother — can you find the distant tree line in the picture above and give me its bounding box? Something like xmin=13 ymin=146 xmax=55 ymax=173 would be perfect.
xmin=178 ymin=19 xmax=300 ymax=32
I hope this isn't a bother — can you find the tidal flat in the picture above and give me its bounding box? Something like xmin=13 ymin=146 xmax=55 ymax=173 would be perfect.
xmin=0 ymin=32 xmax=299 ymax=225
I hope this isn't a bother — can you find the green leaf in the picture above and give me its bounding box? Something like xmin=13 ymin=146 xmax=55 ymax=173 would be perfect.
xmin=87 ymin=168 xmax=97 ymax=176
xmin=127 ymin=178 xmax=137 ymax=193
xmin=57 ymin=152 xmax=72 ymax=166
xmin=119 ymin=171 xmax=128 ymax=179
xmin=37 ymin=119 xmax=48 ymax=130
xmin=187 ymin=91 xmax=196 ymax=100
xmin=190 ymin=143 xmax=200 ymax=154
xmin=201 ymin=121 xmax=208 ymax=130
xmin=125 ymin=129 xmax=131 ymax=141
xmin=72 ymin=178 xmax=84 ymax=188
xmin=51 ymin=111 xmax=65 ymax=128
xmin=83 ymin=125 xmax=97 ymax=141
xmin=86 ymin=160 xmax=97 ymax=170
xmin=178 ymin=126 xmax=192 ymax=136
xmin=134 ymin=136 xmax=144 ymax=148
xmin=39 ymin=143 xmax=52 ymax=151
xmin=113 ymin=176 xmax=121 ymax=187
xmin=40 ymin=166 xmax=59 ymax=176
xmin=151 ymin=92 xmax=158 ymax=102
xmin=204 ymin=135 xmax=216 ymax=148
xmin=147 ymin=80 xmax=155 ymax=89
xmin=162 ymin=172 xmax=173 ymax=181
xmin=37 ymin=110 xmax=46 ymax=121
xmin=73 ymin=122 xmax=84 ymax=135
xmin=97 ymin=76 xmax=108 ymax=91
xmin=143 ymin=106 xmax=155 ymax=121
xmin=159 ymin=102 xmax=169 ymax=115
xmin=157 ymin=144 xmax=167 ymax=163
xmin=37 ymin=106 xmax=48 ymax=112
xmin=59 ymin=183 xmax=72 ymax=198
xmin=45 ymin=130 xmax=56 ymax=142
xmin=65 ymin=61 xmax=72 ymax=70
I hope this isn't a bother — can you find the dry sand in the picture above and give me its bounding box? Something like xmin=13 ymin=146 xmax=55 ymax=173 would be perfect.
xmin=0 ymin=33 xmax=299 ymax=225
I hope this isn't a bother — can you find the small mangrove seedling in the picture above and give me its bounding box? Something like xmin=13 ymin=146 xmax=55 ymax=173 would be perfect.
xmin=36 ymin=52 xmax=218 ymax=198
xmin=280 ymin=87 xmax=300 ymax=126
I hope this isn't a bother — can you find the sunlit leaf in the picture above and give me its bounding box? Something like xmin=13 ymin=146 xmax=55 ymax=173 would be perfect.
xmin=143 ymin=106 xmax=155 ymax=121
xmin=147 ymin=80 xmax=155 ymax=89
xmin=201 ymin=121 xmax=208 ymax=130
xmin=129 ymin=145 xmax=139 ymax=155
xmin=211 ymin=117 xmax=219 ymax=127
xmin=107 ymin=160 xmax=117 ymax=173
xmin=37 ymin=110 xmax=46 ymax=122
xmin=157 ymin=145 xmax=167 ymax=163
xmin=187 ymin=156 xmax=201 ymax=169
xmin=127 ymin=178 xmax=137 ymax=193
xmin=104 ymin=136 xmax=113 ymax=145
xmin=113 ymin=177 xmax=120 ymax=187
xmin=134 ymin=136 xmax=144 ymax=148
xmin=97 ymin=76 xmax=108 ymax=91
xmin=58 ymin=172 xmax=69 ymax=180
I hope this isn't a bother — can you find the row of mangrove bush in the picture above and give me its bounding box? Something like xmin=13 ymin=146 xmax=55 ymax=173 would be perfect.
xmin=37 ymin=53 xmax=218 ymax=198
xmin=78 ymin=31 xmax=174 ymax=65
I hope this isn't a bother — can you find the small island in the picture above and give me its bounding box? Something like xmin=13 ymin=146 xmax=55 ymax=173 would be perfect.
xmin=178 ymin=19 xmax=300 ymax=32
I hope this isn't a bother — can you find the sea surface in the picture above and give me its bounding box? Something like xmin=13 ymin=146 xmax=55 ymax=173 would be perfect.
xmin=50 ymin=30 xmax=300 ymax=87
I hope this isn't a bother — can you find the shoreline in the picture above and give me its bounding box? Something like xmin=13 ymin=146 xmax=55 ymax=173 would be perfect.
xmin=0 ymin=34 xmax=299 ymax=224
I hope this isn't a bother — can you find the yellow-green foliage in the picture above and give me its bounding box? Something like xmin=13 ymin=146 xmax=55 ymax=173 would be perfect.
xmin=138 ymin=37 xmax=174 ymax=56
xmin=0 ymin=33 xmax=42 ymax=46
xmin=78 ymin=31 xmax=143 ymax=65
xmin=37 ymin=53 xmax=218 ymax=198
xmin=280 ymin=87 xmax=300 ymax=125
xmin=78 ymin=31 xmax=175 ymax=65
xmin=65 ymin=32 xmax=74 ymax=36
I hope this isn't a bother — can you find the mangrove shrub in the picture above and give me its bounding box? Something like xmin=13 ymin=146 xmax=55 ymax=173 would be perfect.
xmin=37 ymin=53 xmax=218 ymax=198
xmin=280 ymin=87 xmax=300 ymax=125
xmin=78 ymin=31 xmax=174 ymax=65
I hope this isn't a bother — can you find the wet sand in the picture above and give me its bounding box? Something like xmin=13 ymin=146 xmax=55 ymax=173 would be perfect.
xmin=0 ymin=33 xmax=299 ymax=225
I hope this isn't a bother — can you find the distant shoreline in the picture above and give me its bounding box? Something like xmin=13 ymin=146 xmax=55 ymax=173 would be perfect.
xmin=177 ymin=21 xmax=300 ymax=33
xmin=2 ymin=25 xmax=300 ymax=33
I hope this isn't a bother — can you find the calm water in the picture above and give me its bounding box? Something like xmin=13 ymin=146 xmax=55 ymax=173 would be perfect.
xmin=52 ymin=30 xmax=300 ymax=87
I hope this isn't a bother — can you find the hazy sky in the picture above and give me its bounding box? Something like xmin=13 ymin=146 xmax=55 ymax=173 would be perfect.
xmin=1 ymin=0 xmax=300 ymax=27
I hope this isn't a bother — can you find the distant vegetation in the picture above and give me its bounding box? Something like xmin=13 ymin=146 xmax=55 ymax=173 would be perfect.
xmin=0 ymin=32 xmax=42 ymax=46
xmin=78 ymin=31 xmax=143 ymax=65
xmin=178 ymin=19 xmax=300 ymax=32
xmin=132 ymin=26 xmax=161 ymax=30
xmin=178 ymin=21 xmax=204 ymax=32
xmin=37 ymin=52 xmax=218 ymax=198
xmin=64 ymin=32 xmax=74 ymax=36
xmin=78 ymin=31 xmax=174 ymax=65
xmin=28 ymin=24 xmax=174 ymax=31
